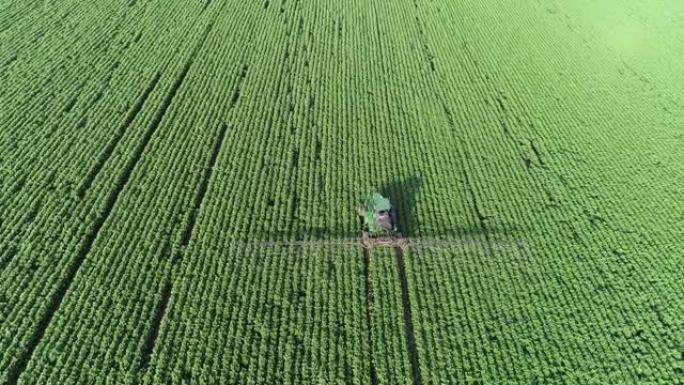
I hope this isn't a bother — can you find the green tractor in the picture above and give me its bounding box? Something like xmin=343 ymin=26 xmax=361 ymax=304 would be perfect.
xmin=358 ymin=191 xmax=401 ymax=247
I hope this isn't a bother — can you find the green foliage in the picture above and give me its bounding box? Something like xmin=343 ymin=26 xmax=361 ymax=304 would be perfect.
xmin=0 ymin=0 xmax=682 ymax=384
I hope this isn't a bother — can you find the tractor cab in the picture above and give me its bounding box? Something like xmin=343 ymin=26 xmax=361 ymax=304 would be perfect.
xmin=358 ymin=191 xmax=397 ymax=237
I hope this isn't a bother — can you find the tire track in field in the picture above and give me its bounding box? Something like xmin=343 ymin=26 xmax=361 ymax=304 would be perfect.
xmin=76 ymin=72 xmax=161 ymax=198
xmin=362 ymin=249 xmax=380 ymax=385
xmin=138 ymin=282 xmax=172 ymax=371
xmin=178 ymin=119 xmax=232 ymax=251
xmin=137 ymin=119 xmax=230 ymax=373
xmin=394 ymin=247 xmax=422 ymax=385
xmin=0 ymin=2 xmax=150 ymax=208
xmin=5 ymin=6 xmax=222 ymax=383
xmin=77 ymin=1 xmax=221 ymax=199
xmin=411 ymin=0 xmax=437 ymax=73
xmin=370 ymin=3 xmax=424 ymax=384
xmin=138 ymin=2 xmax=249 ymax=375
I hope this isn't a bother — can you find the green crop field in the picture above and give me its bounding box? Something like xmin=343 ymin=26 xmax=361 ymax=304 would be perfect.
xmin=1 ymin=0 xmax=683 ymax=384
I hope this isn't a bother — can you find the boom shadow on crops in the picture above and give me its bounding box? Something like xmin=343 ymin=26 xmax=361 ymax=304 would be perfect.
xmin=382 ymin=175 xmax=525 ymax=242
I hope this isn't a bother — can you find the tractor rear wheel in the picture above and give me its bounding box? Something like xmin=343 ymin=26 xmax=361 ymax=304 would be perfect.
xmin=361 ymin=231 xmax=370 ymax=248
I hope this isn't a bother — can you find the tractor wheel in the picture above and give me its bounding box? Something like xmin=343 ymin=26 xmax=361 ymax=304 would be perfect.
xmin=389 ymin=208 xmax=398 ymax=231
xmin=361 ymin=231 xmax=370 ymax=248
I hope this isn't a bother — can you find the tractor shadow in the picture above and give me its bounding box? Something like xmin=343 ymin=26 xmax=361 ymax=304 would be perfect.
xmin=380 ymin=175 xmax=524 ymax=240
xmin=380 ymin=176 xmax=423 ymax=237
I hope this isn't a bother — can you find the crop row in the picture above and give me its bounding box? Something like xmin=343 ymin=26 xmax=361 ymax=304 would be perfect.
xmin=118 ymin=1 xmax=418 ymax=383
xmin=0 ymin=0 xmax=228 ymax=383
xmin=389 ymin=0 xmax=684 ymax=383
xmin=2 ymin=0 xmax=683 ymax=384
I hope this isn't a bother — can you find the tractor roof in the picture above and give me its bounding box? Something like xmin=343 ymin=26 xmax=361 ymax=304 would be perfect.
xmin=367 ymin=192 xmax=391 ymax=212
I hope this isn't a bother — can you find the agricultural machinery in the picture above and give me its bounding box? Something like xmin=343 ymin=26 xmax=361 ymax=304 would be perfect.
xmin=358 ymin=191 xmax=405 ymax=248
